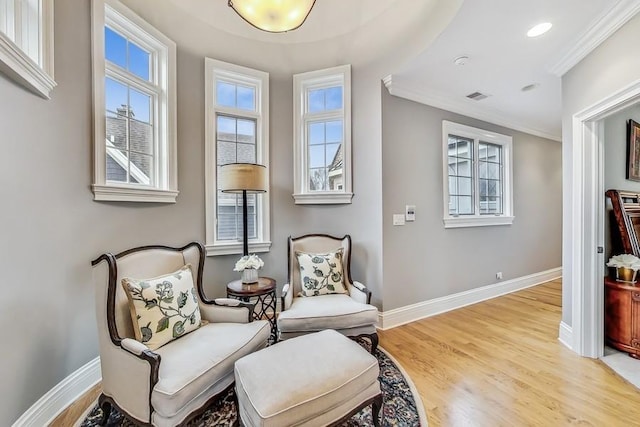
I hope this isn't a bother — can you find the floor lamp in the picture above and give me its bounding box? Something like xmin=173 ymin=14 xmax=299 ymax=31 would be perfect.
xmin=219 ymin=163 xmax=267 ymax=256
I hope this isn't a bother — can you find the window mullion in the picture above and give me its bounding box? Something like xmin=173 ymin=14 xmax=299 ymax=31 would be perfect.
xmin=474 ymin=139 xmax=480 ymax=217
xmin=106 ymin=65 xmax=158 ymax=95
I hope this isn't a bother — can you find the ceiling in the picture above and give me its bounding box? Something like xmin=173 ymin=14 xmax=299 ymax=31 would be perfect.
xmin=164 ymin=0 xmax=634 ymax=141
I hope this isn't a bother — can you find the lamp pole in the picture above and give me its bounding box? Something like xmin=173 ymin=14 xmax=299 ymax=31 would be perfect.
xmin=242 ymin=189 xmax=249 ymax=256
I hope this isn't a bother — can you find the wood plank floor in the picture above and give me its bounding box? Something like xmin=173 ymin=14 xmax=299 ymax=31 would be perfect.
xmin=52 ymin=280 xmax=640 ymax=426
xmin=379 ymin=279 xmax=640 ymax=426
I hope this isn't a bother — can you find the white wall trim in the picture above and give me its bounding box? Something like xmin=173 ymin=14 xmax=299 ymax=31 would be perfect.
xmin=12 ymin=357 xmax=101 ymax=427
xmin=378 ymin=267 xmax=562 ymax=330
xmin=548 ymin=0 xmax=640 ymax=77
xmin=383 ymin=76 xmax=561 ymax=142
xmin=558 ymin=321 xmax=573 ymax=350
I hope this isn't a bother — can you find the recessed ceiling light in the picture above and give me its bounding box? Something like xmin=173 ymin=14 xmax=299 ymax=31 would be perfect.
xmin=453 ymin=56 xmax=469 ymax=66
xmin=527 ymin=22 xmax=552 ymax=38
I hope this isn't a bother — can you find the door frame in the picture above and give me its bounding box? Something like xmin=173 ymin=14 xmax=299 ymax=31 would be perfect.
xmin=571 ymin=79 xmax=640 ymax=357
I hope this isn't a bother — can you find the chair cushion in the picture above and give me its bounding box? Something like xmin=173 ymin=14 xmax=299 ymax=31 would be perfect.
xmin=151 ymin=320 xmax=270 ymax=418
xmin=296 ymin=249 xmax=348 ymax=297
xmin=277 ymin=294 xmax=378 ymax=333
xmin=234 ymin=330 xmax=380 ymax=426
xmin=122 ymin=264 xmax=201 ymax=350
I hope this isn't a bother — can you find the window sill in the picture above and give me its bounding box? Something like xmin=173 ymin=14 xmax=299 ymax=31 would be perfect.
xmin=293 ymin=192 xmax=353 ymax=205
xmin=0 ymin=33 xmax=56 ymax=99
xmin=92 ymin=185 xmax=179 ymax=203
xmin=444 ymin=215 xmax=514 ymax=229
xmin=206 ymin=241 xmax=272 ymax=256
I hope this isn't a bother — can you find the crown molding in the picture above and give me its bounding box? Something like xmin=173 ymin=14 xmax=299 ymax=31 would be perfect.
xmin=549 ymin=0 xmax=640 ymax=77
xmin=383 ymin=76 xmax=561 ymax=142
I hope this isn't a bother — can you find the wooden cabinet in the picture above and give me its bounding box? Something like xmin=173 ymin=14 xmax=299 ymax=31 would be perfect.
xmin=605 ymin=276 xmax=640 ymax=358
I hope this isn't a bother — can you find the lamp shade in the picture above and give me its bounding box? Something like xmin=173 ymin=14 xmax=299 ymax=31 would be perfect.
xmin=228 ymin=0 xmax=316 ymax=33
xmin=219 ymin=163 xmax=267 ymax=194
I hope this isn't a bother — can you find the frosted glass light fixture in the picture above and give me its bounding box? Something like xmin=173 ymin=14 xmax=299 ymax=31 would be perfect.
xmin=228 ymin=0 xmax=316 ymax=33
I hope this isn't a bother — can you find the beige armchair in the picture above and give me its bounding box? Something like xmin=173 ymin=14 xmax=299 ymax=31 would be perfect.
xmin=91 ymin=242 xmax=270 ymax=427
xmin=278 ymin=234 xmax=379 ymax=353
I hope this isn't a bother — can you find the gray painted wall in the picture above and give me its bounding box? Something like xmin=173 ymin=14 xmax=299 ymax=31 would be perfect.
xmin=0 ymin=0 xmax=464 ymax=424
xmin=604 ymin=105 xmax=640 ymax=259
xmin=381 ymin=88 xmax=562 ymax=311
xmin=561 ymin=13 xmax=640 ymax=326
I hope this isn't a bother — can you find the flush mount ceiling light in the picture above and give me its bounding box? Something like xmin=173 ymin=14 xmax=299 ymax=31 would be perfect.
xmin=527 ymin=22 xmax=552 ymax=38
xmin=228 ymin=0 xmax=316 ymax=33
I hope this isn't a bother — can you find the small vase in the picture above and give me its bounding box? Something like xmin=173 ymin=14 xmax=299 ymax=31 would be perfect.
xmin=241 ymin=268 xmax=259 ymax=284
xmin=616 ymin=267 xmax=637 ymax=283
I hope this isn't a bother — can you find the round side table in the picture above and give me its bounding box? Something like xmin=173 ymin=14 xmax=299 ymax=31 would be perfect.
xmin=227 ymin=277 xmax=277 ymax=343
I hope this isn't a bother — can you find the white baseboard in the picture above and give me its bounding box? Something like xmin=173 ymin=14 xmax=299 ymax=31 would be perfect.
xmin=378 ymin=267 xmax=562 ymax=330
xmin=12 ymin=357 xmax=101 ymax=427
xmin=558 ymin=321 xmax=573 ymax=350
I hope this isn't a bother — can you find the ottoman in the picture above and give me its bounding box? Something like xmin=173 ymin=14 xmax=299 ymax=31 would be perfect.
xmin=234 ymin=329 xmax=383 ymax=427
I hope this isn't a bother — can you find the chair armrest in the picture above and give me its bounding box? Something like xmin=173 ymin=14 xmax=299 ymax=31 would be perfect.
xmin=121 ymin=338 xmax=151 ymax=356
xmin=281 ymin=283 xmax=293 ymax=311
xmin=349 ymin=281 xmax=372 ymax=304
xmin=199 ymin=298 xmax=255 ymax=323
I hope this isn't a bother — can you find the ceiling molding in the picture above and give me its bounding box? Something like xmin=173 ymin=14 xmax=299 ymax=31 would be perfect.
xmin=384 ymin=77 xmax=561 ymax=142
xmin=548 ymin=0 xmax=640 ymax=77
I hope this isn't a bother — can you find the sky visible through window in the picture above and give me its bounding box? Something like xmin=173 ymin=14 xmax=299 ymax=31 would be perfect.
xmin=105 ymin=27 xmax=152 ymax=123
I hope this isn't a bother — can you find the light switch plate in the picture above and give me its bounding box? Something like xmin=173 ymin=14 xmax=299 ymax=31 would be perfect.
xmin=406 ymin=205 xmax=416 ymax=221
xmin=393 ymin=214 xmax=405 ymax=226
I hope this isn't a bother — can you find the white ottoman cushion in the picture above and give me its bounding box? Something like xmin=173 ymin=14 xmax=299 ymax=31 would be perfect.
xmin=234 ymin=329 xmax=380 ymax=427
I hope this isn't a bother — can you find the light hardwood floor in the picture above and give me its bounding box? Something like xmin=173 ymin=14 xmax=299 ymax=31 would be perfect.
xmin=52 ymin=280 xmax=640 ymax=426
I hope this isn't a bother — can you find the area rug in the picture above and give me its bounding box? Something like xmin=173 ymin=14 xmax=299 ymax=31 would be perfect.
xmin=79 ymin=339 xmax=428 ymax=426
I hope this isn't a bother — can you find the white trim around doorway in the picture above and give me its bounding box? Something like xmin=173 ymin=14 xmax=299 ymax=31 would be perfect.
xmin=571 ymin=78 xmax=640 ymax=358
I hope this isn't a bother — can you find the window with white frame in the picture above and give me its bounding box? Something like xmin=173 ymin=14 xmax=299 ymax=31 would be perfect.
xmin=442 ymin=121 xmax=514 ymax=228
xmin=293 ymin=64 xmax=352 ymax=204
xmin=0 ymin=0 xmax=55 ymax=98
xmin=205 ymin=58 xmax=270 ymax=256
xmin=91 ymin=0 xmax=177 ymax=203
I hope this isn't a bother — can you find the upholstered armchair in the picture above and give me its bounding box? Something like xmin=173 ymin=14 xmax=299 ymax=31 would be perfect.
xmin=278 ymin=234 xmax=379 ymax=353
xmin=91 ymin=242 xmax=270 ymax=427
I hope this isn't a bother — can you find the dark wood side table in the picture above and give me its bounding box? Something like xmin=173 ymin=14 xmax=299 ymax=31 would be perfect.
xmin=605 ymin=276 xmax=640 ymax=358
xmin=227 ymin=277 xmax=277 ymax=343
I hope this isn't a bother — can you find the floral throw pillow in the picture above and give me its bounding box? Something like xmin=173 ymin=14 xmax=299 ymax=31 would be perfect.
xmin=122 ymin=264 xmax=202 ymax=350
xmin=296 ymin=249 xmax=348 ymax=297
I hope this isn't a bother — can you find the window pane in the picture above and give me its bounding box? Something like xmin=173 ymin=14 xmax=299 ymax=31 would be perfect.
xmin=448 ymin=195 xmax=459 ymax=215
xmin=106 ymin=147 xmax=128 ymax=182
xmin=130 ymin=152 xmax=152 ymax=184
xmin=237 ymin=143 xmax=256 ymax=163
xmin=237 ymin=119 xmax=255 ymax=144
xmin=308 ymin=89 xmax=324 ymax=113
xmin=217 ymin=116 xmax=237 ymax=142
xmin=129 ymin=88 xmax=151 ymax=124
xmin=458 ymin=159 xmax=472 ymax=177
xmin=326 ymin=121 xmax=342 ymax=143
xmin=458 ymin=196 xmax=473 ymax=214
xmin=128 ymin=41 xmax=150 ymax=81
xmin=309 ymin=168 xmax=327 ymax=191
xmin=105 ymin=27 xmax=126 ymax=69
xmin=448 ymin=177 xmax=456 ymax=195
xmin=309 ymin=123 xmax=325 ymax=145
xmin=106 ymin=111 xmax=127 ymax=150
xmin=325 ymin=86 xmax=342 ymax=110
xmin=216 ymin=81 xmax=236 ymax=107
xmin=129 ymin=121 xmax=153 ymax=155
xmin=479 ymin=179 xmax=488 ymax=198
xmin=326 ymin=143 xmax=340 ymax=168
xmin=458 ymin=177 xmax=472 ymax=196
xmin=105 ymin=77 xmax=128 ymax=115
xmin=237 ymin=85 xmax=255 ymax=111
xmin=488 ymin=163 xmax=500 ymax=179
xmin=309 ymin=145 xmax=324 ymax=169
xmin=479 ymin=161 xmax=488 ymax=179
xmin=217 ymin=141 xmax=236 ymax=165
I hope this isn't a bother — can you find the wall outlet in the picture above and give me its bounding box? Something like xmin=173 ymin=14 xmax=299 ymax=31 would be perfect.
xmin=496 ymin=272 xmax=503 ymax=280
xmin=393 ymin=214 xmax=405 ymax=226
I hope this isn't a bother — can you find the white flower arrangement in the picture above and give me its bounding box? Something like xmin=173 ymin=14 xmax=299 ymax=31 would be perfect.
xmin=606 ymin=254 xmax=640 ymax=271
xmin=233 ymin=254 xmax=264 ymax=272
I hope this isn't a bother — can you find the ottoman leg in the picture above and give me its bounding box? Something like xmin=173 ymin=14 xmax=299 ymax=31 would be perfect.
xmin=372 ymin=393 xmax=383 ymax=427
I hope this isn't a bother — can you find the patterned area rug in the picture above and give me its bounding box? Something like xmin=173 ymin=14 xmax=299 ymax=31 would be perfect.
xmin=80 ymin=339 xmax=427 ymax=426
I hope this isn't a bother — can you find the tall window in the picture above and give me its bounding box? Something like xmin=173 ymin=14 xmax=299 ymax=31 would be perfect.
xmin=0 ymin=0 xmax=55 ymax=98
xmin=293 ymin=65 xmax=352 ymax=204
xmin=443 ymin=121 xmax=514 ymax=228
xmin=91 ymin=0 xmax=177 ymax=203
xmin=205 ymin=58 xmax=270 ymax=256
